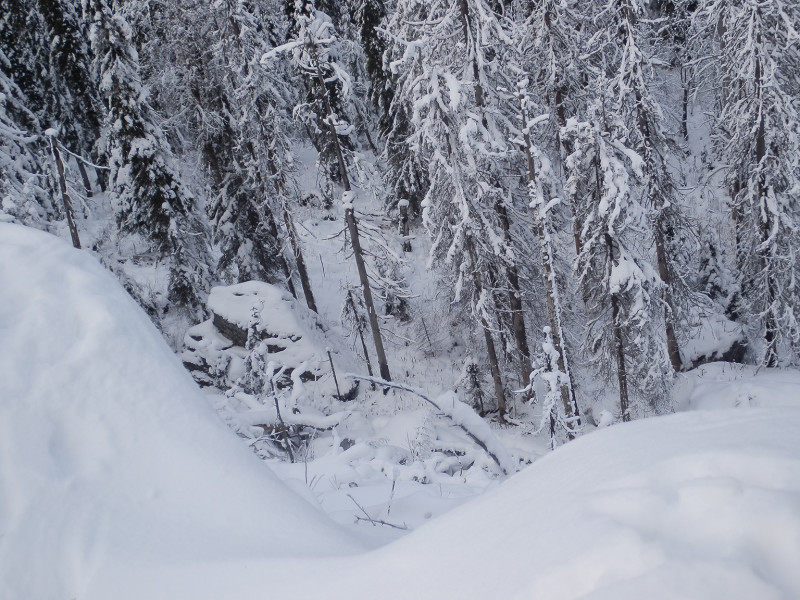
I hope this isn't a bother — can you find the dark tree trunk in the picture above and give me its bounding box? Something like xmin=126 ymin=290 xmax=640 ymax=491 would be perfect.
xmin=654 ymin=227 xmax=682 ymax=371
xmin=495 ymin=199 xmax=532 ymax=392
xmin=347 ymin=289 xmax=375 ymax=380
xmin=282 ymin=207 xmax=317 ymax=312
xmin=399 ymin=200 xmax=411 ymax=253
xmin=467 ymin=238 xmax=506 ymax=421
xmin=607 ymin=235 xmax=630 ymax=422
xmin=311 ymin=40 xmax=391 ymax=382
xmin=754 ymin=43 xmax=777 ymax=367
xmin=77 ymin=160 xmax=93 ymax=198
xmin=48 ymin=134 xmax=81 ymax=249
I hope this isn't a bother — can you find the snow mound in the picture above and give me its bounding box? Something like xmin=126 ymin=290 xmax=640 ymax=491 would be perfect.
xmin=0 ymin=224 xmax=361 ymax=600
xmin=359 ymin=408 xmax=800 ymax=600
xmin=675 ymin=361 xmax=800 ymax=411
xmin=3 ymin=224 xmax=799 ymax=600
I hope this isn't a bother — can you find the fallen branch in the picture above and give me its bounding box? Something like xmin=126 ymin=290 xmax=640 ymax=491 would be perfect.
xmin=344 ymin=374 xmax=515 ymax=475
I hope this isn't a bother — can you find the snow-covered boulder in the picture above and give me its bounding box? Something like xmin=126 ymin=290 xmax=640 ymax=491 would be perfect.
xmin=183 ymin=281 xmax=357 ymax=399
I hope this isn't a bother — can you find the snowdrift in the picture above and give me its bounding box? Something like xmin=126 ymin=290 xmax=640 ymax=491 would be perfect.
xmin=83 ymin=409 xmax=800 ymax=600
xmin=2 ymin=224 xmax=799 ymax=600
xmin=0 ymin=224 xmax=362 ymax=600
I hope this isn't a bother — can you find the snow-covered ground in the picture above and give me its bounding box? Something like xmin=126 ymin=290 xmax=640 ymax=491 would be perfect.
xmin=2 ymin=224 xmax=800 ymax=599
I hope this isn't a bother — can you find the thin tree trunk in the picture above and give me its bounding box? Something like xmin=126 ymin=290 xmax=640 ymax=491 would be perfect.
xmin=467 ymin=238 xmax=506 ymax=422
xmin=48 ymin=134 xmax=81 ymax=249
xmin=754 ymin=42 xmax=778 ymax=367
xmin=681 ymin=68 xmax=690 ymax=142
xmin=520 ymin=98 xmax=580 ymax=431
xmin=399 ymin=200 xmax=411 ymax=252
xmin=95 ymin=165 xmax=107 ymax=192
xmin=347 ymin=289 xmax=375 ymax=380
xmin=265 ymin=204 xmax=298 ymax=299
xmin=630 ymin=52 xmax=682 ymax=372
xmin=607 ymin=235 xmax=630 ymax=422
xmin=77 ymin=160 xmax=93 ymax=198
xmin=282 ymin=206 xmax=317 ymax=312
xmin=263 ymin=140 xmax=317 ymax=310
xmin=495 ymin=199 xmax=532 ymax=391
xmin=654 ymin=228 xmax=682 ymax=371
xmin=310 ymin=40 xmax=391 ymax=382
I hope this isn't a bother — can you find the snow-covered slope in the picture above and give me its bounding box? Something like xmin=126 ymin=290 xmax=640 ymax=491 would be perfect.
xmin=86 ymin=410 xmax=800 ymax=600
xmin=2 ymin=224 xmax=799 ymax=600
xmin=0 ymin=224 xmax=362 ymax=600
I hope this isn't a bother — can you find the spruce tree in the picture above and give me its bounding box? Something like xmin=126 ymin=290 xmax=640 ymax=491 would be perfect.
xmin=85 ymin=0 xmax=211 ymax=317
xmin=696 ymin=0 xmax=800 ymax=365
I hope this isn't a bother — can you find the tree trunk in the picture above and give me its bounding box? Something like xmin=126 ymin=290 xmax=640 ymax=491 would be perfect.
xmin=311 ymin=40 xmax=391 ymax=382
xmin=265 ymin=204 xmax=298 ymax=299
xmin=607 ymin=235 xmax=630 ymax=422
xmin=654 ymin=227 xmax=682 ymax=371
xmin=520 ymin=99 xmax=580 ymax=431
xmin=399 ymin=199 xmax=411 ymax=253
xmin=282 ymin=206 xmax=317 ymax=312
xmin=631 ymin=64 xmax=682 ymax=372
xmin=681 ymin=68 xmax=689 ymax=142
xmin=494 ymin=199 xmax=532 ymax=392
xmin=347 ymin=289 xmax=375 ymax=380
xmin=467 ymin=238 xmax=506 ymax=421
xmin=262 ymin=140 xmax=317 ymax=310
xmin=77 ymin=160 xmax=93 ymax=198
xmin=48 ymin=134 xmax=81 ymax=249
xmin=754 ymin=43 xmax=777 ymax=367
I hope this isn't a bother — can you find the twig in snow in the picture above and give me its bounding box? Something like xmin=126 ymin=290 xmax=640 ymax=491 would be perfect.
xmin=347 ymin=494 xmax=408 ymax=530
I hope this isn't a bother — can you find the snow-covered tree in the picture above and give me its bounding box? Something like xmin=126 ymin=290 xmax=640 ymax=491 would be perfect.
xmin=201 ymin=0 xmax=304 ymax=294
xmin=564 ymin=111 xmax=673 ymax=420
xmin=38 ymin=0 xmax=103 ymax=164
xmin=518 ymin=0 xmax=590 ymax=256
xmin=385 ymin=0 xmax=535 ymax=418
xmin=516 ymin=82 xmax=580 ymax=432
xmin=695 ymin=0 xmax=800 ymax=365
xmin=85 ymin=0 xmax=211 ymax=317
xmin=0 ymin=54 xmax=54 ymax=226
xmin=265 ymin=5 xmax=392 ymax=381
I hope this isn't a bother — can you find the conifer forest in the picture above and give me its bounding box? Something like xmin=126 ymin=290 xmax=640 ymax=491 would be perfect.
xmin=4 ymin=0 xmax=800 ymax=440
xmin=3 ymin=1 xmax=800 ymax=597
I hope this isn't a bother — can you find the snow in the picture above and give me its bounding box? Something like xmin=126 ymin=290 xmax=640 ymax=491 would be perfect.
xmin=673 ymin=361 xmax=800 ymax=412
xmin=0 ymin=224 xmax=362 ymax=600
xmin=3 ymin=223 xmax=800 ymax=600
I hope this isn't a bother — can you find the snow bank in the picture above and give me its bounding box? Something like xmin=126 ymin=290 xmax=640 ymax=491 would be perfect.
xmin=357 ymin=408 xmax=800 ymax=600
xmin=85 ymin=406 xmax=800 ymax=600
xmin=674 ymin=361 xmax=800 ymax=411
xmin=0 ymin=224 xmax=361 ymax=600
